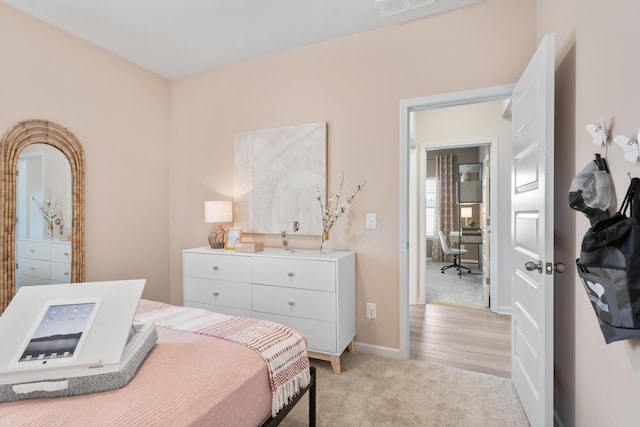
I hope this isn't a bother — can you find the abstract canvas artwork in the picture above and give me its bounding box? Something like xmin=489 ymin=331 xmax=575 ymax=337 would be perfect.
xmin=234 ymin=122 xmax=326 ymax=236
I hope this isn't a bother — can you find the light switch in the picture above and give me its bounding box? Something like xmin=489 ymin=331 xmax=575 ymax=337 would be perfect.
xmin=366 ymin=213 xmax=377 ymax=229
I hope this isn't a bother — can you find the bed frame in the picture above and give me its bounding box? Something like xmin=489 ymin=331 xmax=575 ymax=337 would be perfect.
xmin=262 ymin=366 xmax=316 ymax=427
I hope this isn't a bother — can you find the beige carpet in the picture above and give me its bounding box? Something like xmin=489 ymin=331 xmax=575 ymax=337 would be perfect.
xmin=280 ymin=351 xmax=529 ymax=427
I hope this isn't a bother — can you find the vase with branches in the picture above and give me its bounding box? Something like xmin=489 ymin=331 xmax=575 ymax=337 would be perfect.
xmin=316 ymin=172 xmax=366 ymax=253
xmin=32 ymin=190 xmax=58 ymax=239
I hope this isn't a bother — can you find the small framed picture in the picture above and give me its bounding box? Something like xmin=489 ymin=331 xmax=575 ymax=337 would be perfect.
xmin=226 ymin=228 xmax=242 ymax=250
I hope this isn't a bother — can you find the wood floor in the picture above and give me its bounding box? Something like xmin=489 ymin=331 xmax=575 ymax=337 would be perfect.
xmin=410 ymin=303 xmax=512 ymax=378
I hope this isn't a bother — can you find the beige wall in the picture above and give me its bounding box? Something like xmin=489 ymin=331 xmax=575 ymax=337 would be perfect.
xmin=168 ymin=0 xmax=537 ymax=350
xmin=0 ymin=4 xmax=172 ymax=303
xmin=539 ymin=0 xmax=640 ymax=426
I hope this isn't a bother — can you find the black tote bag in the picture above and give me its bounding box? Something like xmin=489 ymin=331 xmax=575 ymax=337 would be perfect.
xmin=576 ymin=177 xmax=640 ymax=343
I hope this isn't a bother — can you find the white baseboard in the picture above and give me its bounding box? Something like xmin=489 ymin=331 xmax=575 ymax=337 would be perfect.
xmin=493 ymin=304 xmax=512 ymax=315
xmin=354 ymin=342 xmax=406 ymax=360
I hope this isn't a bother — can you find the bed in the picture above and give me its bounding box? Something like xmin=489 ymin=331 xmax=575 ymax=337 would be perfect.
xmin=0 ymin=299 xmax=316 ymax=427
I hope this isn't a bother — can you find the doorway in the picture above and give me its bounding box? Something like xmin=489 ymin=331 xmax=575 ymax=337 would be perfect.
xmin=419 ymin=142 xmax=492 ymax=310
xmin=407 ymin=97 xmax=512 ymax=375
xmin=398 ymin=84 xmax=515 ymax=360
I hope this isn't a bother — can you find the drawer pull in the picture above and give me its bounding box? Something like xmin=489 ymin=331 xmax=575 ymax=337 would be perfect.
xmin=213 ymin=291 xmax=220 ymax=296
xmin=287 ymin=272 xmax=294 ymax=277
xmin=212 ymin=266 xmax=219 ymax=271
xmin=64 ymin=252 xmax=69 ymax=256
xmin=287 ymin=300 xmax=295 ymax=306
xmin=64 ymin=272 xmax=69 ymax=276
xmin=30 ymin=249 xmax=35 ymax=253
xmin=30 ymin=267 xmax=36 ymax=272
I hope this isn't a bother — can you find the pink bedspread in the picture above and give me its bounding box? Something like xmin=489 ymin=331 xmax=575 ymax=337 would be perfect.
xmin=136 ymin=300 xmax=310 ymax=417
xmin=0 ymin=307 xmax=290 ymax=426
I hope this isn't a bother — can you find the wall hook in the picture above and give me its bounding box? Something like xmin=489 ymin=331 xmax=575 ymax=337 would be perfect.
xmin=586 ymin=117 xmax=610 ymax=146
xmin=613 ymin=128 xmax=640 ymax=163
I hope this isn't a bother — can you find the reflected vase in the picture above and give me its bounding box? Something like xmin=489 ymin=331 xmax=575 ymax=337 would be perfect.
xmin=281 ymin=230 xmax=290 ymax=251
xmin=320 ymin=232 xmax=331 ymax=254
xmin=47 ymin=223 xmax=54 ymax=239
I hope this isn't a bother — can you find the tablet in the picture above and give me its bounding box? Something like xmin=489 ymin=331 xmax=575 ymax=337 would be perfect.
xmin=13 ymin=298 xmax=101 ymax=368
xmin=0 ymin=280 xmax=145 ymax=376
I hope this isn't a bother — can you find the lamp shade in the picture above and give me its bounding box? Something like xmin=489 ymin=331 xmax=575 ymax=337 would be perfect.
xmin=205 ymin=201 xmax=233 ymax=223
xmin=460 ymin=207 xmax=473 ymax=219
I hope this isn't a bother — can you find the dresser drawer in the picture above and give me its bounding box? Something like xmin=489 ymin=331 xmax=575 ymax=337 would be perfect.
xmin=18 ymin=240 xmax=50 ymax=260
xmin=185 ymin=253 xmax=251 ymax=283
xmin=252 ymin=284 xmax=335 ymax=322
xmin=50 ymin=261 xmax=71 ymax=283
xmin=254 ymin=312 xmax=337 ymax=354
xmin=185 ymin=277 xmax=252 ymax=310
xmin=18 ymin=274 xmax=51 ymax=287
xmin=252 ymin=257 xmax=335 ymax=292
xmin=50 ymin=242 xmax=72 ymax=263
xmin=19 ymin=258 xmax=50 ymax=279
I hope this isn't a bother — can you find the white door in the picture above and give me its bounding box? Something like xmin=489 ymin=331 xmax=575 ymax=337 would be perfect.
xmin=510 ymin=34 xmax=555 ymax=427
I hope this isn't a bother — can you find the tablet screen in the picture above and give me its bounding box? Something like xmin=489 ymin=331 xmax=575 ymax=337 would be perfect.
xmin=19 ymin=302 xmax=97 ymax=363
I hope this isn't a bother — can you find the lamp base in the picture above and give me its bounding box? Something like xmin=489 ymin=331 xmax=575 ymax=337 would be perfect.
xmin=209 ymin=223 xmax=226 ymax=249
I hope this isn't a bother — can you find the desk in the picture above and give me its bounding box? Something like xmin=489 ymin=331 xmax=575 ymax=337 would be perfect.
xmin=449 ymin=230 xmax=482 ymax=267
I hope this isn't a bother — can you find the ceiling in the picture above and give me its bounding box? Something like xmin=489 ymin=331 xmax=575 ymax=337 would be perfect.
xmin=2 ymin=0 xmax=483 ymax=79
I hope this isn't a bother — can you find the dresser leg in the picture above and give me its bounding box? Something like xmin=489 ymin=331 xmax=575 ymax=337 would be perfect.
xmin=308 ymin=351 xmax=342 ymax=374
xmin=330 ymin=356 xmax=341 ymax=375
xmin=347 ymin=339 xmax=355 ymax=353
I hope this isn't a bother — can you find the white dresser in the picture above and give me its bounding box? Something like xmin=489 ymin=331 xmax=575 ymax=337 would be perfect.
xmin=18 ymin=239 xmax=72 ymax=287
xmin=183 ymin=247 xmax=356 ymax=374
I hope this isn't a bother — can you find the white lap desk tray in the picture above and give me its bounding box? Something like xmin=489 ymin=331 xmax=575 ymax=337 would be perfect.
xmin=0 ymin=280 xmax=157 ymax=402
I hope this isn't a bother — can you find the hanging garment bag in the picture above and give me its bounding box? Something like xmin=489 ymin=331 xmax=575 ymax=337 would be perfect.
xmin=576 ymin=177 xmax=640 ymax=343
xmin=568 ymin=154 xmax=612 ymax=225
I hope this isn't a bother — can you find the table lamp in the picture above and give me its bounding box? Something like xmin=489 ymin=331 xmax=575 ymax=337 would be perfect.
xmin=205 ymin=201 xmax=233 ymax=249
xmin=460 ymin=207 xmax=473 ymax=228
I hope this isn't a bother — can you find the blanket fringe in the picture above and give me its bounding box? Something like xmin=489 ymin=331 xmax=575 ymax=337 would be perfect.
xmin=272 ymin=369 xmax=312 ymax=417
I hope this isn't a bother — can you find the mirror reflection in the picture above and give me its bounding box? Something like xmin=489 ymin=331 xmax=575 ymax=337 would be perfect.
xmin=16 ymin=144 xmax=72 ymax=289
xmin=0 ymin=119 xmax=85 ymax=312
xmin=458 ymin=162 xmax=483 ymax=203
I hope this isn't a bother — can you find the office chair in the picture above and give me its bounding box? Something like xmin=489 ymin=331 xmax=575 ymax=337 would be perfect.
xmin=438 ymin=230 xmax=471 ymax=276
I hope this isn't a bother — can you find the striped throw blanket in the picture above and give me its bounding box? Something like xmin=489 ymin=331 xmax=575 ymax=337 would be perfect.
xmin=135 ymin=300 xmax=311 ymax=417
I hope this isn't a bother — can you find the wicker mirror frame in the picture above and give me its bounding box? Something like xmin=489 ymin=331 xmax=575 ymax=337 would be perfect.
xmin=0 ymin=119 xmax=85 ymax=312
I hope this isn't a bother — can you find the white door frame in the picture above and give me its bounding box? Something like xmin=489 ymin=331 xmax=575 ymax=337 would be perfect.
xmin=399 ymin=84 xmax=514 ymax=359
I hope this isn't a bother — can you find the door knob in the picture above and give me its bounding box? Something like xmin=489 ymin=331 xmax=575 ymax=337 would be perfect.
xmin=524 ymin=260 xmax=543 ymax=273
xmin=553 ymin=262 xmax=566 ymax=273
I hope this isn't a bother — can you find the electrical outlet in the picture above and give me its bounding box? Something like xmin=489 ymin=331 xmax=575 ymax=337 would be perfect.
xmin=366 ymin=302 xmax=376 ymax=319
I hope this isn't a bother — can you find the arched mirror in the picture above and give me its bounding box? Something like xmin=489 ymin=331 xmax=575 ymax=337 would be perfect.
xmin=0 ymin=120 xmax=85 ymax=312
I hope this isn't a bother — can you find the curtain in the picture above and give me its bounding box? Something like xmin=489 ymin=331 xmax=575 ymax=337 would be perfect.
xmin=432 ymin=154 xmax=455 ymax=262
